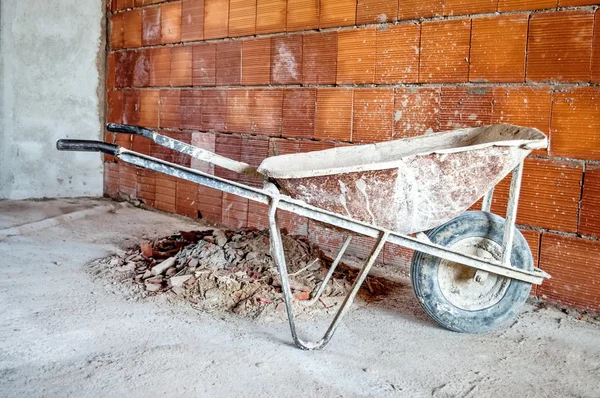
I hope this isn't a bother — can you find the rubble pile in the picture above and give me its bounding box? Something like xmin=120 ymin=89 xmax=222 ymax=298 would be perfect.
xmin=96 ymin=228 xmax=390 ymax=319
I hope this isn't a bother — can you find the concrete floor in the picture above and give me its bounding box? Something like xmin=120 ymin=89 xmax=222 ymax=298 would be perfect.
xmin=1 ymin=198 xmax=599 ymax=397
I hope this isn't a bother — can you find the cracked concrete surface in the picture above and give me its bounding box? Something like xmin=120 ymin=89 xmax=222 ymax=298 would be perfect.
xmin=1 ymin=198 xmax=599 ymax=397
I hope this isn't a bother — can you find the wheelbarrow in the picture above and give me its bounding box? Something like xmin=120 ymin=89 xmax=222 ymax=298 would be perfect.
xmin=57 ymin=123 xmax=550 ymax=350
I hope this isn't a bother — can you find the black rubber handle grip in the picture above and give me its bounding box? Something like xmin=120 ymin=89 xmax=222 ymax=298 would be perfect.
xmin=106 ymin=123 xmax=152 ymax=138
xmin=56 ymin=140 xmax=120 ymax=156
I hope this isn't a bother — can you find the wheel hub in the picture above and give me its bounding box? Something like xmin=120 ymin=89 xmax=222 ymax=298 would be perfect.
xmin=437 ymin=237 xmax=510 ymax=311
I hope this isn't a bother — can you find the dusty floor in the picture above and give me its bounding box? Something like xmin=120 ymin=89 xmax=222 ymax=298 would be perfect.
xmin=1 ymin=198 xmax=599 ymax=397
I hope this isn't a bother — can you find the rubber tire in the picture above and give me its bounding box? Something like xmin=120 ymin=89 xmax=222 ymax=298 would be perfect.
xmin=411 ymin=211 xmax=533 ymax=334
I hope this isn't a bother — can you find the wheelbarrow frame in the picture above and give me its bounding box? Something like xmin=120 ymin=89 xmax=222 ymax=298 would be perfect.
xmin=57 ymin=124 xmax=550 ymax=350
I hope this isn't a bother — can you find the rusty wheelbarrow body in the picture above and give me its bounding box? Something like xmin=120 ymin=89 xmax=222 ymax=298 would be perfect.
xmin=57 ymin=123 xmax=550 ymax=350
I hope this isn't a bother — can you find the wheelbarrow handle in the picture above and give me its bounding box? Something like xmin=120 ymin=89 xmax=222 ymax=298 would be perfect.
xmin=106 ymin=123 xmax=263 ymax=179
xmin=106 ymin=123 xmax=153 ymax=139
xmin=56 ymin=139 xmax=120 ymax=156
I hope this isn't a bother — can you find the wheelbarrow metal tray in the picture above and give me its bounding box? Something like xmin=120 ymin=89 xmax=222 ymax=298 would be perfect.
xmin=258 ymin=124 xmax=547 ymax=235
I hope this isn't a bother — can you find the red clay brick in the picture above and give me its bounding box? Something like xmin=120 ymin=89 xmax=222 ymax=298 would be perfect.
xmin=538 ymin=234 xmax=600 ymax=313
xmin=491 ymin=86 xmax=551 ymax=156
xmin=119 ymin=163 xmax=138 ymax=199
xmin=497 ymin=0 xmax=556 ymax=11
xmin=192 ymin=43 xmax=216 ymax=86
xmin=256 ymin=0 xmax=286 ymax=34
xmin=383 ymin=242 xmax=413 ymax=270
xmin=110 ymin=13 xmax=125 ymax=51
xmin=115 ymin=51 xmax=135 ymax=88
xmin=215 ymin=134 xmax=242 ymax=181
xmin=170 ymin=46 xmax=193 ymax=86
xmin=240 ymin=135 xmax=269 ymax=187
xmin=222 ymin=193 xmax=249 ymax=229
xmin=439 ymin=87 xmax=493 ymax=130
xmin=132 ymin=50 xmax=151 ymax=87
xmin=142 ymin=6 xmax=162 ymax=46
xmin=302 ymin=32 xmax=337 ymax=85
xmin=579 ymin=165 xmax=600 ymax=238
xmin=444 ymin=0 xmax=497 ymax=16
xmin=314 ymin=88 xmax=353 ymax=142
xmin=139 ymin=89 xmax=160 ymax=127
xmin=176 ymin=179 xmax=198 ymax=218
xmin=123 ymin=89 xmax=141 ymax=125
xmin=242 ymin=38 xmax=271 ymax=85
xmin=357 ymin=0 xmax=398 ymax=24
xmin=155 ymin=173 xmax=177 ymax=213
xmin=282 ymin=89 xmax=316 ymax=139
xmin=352 ymin=88 xmax=394 ymax=143
xmin=190 ymin=132 xmax=216 ymax=174
xmin=201 ymin=89 xmax=227 ymax=132
xmin=420 ymin=19 xmax=471 ymax=83
xmin=559 ymin=0 xmax=599 ymax=4
xmin=320 ymin=0 xmax=356 ymax=28
xmin=398 ymin=0 xmax=443 ymax=20
xmin=247 ymin=201 xmax=269 ymax=230
xmin=161 ymin=2 xmax=182 ymax=44
xmin=229 ymin=0 xmax=256 ymax=37
xmin=490 ymin=158 xmax=583 ymax=232
xmin=114 ymin=0 xmax=134 ymax=11
xmin=181 ymin=0 xmax=204 ymax=42
xmin=204 ymin=0 xmax=229 ymax=39
xmin=491 ymin=86 xmax=552 ymax=134
xmin=337 ymin=27 xmax=377 ymax=84
xmin=271 ymin=36 xmax=303 ymax=85
xmin=550 ymin=87 xmax=600 ymax=161
xmin=216 ymin=41 xmax=242 ymax=86
xmin=107 ymin=91 xmax=123 ymax=124
xmin=268 ymin=138 xmax=299 ymax=156
xmin=593 ymin=10 xmax=600 ymax=83
xmin=287 ymin=0 xmax=319 ymax=31
xmin=375 ymin=24 xmax=420 ymax=84
xmin=226 ymin=89 xmax=254 ymax=134
xmin=132 ymin=134 xmax=152 ymax=156
xmin=393 ymin=87 xmax=441 ymax=138
xmin=180 ymin=89 xmax=202 ymax=130
xmin=297 ymin=141 xmax=334 ymax=153
xmin=135 ymin=0 xmax=169 ymax=5
xmin=149 ymin=47 xmax=171 ymax=86
xmin=197 ymin=185 xmax=223 ymax=224
xmin=470 ymin=15 xmax=528 ymax=83
xmin=252 ymin=89 xmax=283 ymax=136
xmin=104 ymin=162 xmax=120 ymax=198
xmin=123 ymin=10 xmax=143 ymax=49
xmin=159 ymin=89 xmax=181 ymax=129
xmin=527 ymin=10 xmax=594 ymax=83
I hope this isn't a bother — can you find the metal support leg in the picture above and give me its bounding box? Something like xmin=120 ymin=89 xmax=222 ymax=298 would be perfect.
xmin=481 ymin=187 xmax=494 ymax=213
xmin=501 ymin=163 xmax=524 ymax=266
xmin=268 ymin=197 xmax=388 ymax=350
xmin=306 ymin=236 xmax=352 ymax=307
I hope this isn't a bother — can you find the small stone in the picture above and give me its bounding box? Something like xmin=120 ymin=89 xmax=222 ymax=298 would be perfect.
xmin=151 ymin=257 xmax=175 ymax=275
xmin=145 ymin=283 xmax=161 ymax=292
xmin=142 ymin=270 xmax=152 ymax=279
xmin=294 ymin=291 xmax=310 ymax=301
xmin=171 ymin=286 xmax=185 ymax=295
xmin=189 ymin=258 xmax=199 ymax=268
xmin=165 ymin=267 xmax=177 ymax=277
xmin=213 ymin=230 xmax=228 ymax=247
xmin=169 ymin=275 xmax=192 ymax=288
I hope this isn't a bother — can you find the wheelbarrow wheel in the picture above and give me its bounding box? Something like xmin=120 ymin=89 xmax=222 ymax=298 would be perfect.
xmin=411 ymin=211 xmax=533 ymax=334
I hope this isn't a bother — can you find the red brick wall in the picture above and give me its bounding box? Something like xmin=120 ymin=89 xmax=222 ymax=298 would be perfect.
xmin=105 ymin=0 xmax=600 ymax=312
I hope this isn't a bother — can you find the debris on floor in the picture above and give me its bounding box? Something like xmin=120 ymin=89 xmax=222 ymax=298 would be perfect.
xmin=92 ymin=228 xmax=393 ymax=320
